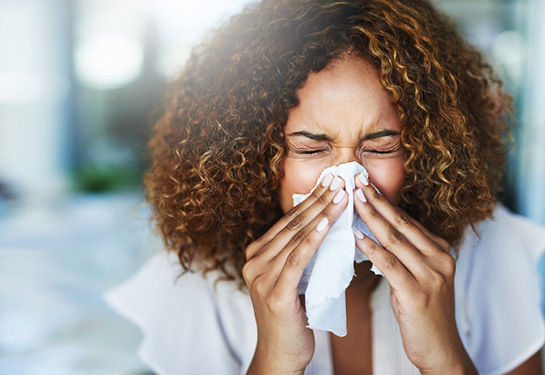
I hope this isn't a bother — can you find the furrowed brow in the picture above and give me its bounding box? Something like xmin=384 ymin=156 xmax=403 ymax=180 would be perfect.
xmin=287 ymin=131 xmax=333 ymax=142
xmin=363 ymin=129 xmax=400 ymax=141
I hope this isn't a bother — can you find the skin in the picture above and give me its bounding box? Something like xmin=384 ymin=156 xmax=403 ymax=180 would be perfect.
xmin=244 ymin=56 xmax=542 ymax=374
xmin=278 ymin=56 xmax=406 ymax=211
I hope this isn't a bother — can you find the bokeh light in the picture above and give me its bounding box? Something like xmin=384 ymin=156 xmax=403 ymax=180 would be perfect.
xmin=75 ymin=35 xmax=144 ymax=90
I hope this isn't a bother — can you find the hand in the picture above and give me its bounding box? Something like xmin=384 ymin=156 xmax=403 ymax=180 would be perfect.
xmin=244 ymin=174 xmax=348 ymax=375
xmin=352 ymin=173 xmax=478 ymax=375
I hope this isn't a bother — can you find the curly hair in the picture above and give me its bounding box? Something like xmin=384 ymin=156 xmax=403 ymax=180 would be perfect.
xmin=146 ymin=0 xmax=511 ymax=282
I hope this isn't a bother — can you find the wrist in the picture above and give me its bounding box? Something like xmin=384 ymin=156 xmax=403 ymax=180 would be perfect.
xmin=247 ymin=358 xmax=306 ymax=375
xmin=246 ymin=343 xmax=309 ymax=375
xmin=420 ymin=343 xmax=478 ymax=375
xmin=421 ymin=363 xmax=476 ymax=375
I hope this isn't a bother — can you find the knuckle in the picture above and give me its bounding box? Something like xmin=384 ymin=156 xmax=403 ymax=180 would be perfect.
xmin=242 ymin=261 xmax=255 ymax=282
xmin=366 ymin=205 xmax=380 ymax=218
xmin=285 ymin=250 xmax=301 ymax=268
xmin=266 ymin=296 xmax=281 ymax=312
xmin=310 ymin=187 xmax=322 ymax=200
xmin=286 ymin=215 xmax=305 ymax=231
xmin=381 ymin=252 xmax=398 ymax=270
xmin=364 ymin=240 xmax=379 ymax=254
xmin=394 ymin=209 xmax=412 ymax=227
xmin=387 ymin=228 xmax=405 ymax=247
xmin=428 ymin=269 xmax=445 ymax=288
xmin=289 ymin=229 xmax=306 ymax=246
xmin=302 ymin=230 xmax=320 ymax=247
xmin=286 ymin=205 xmax=299 ymax=218
xmin=244 ymin=243 xmax=257 ymax=260
xmin=439 ymin=252 xmax=457 ymax=275
xmin=315 ymin=191 xmax=330 ymax=206
xmin=437 ymin=238 xmax=450 ymax=252
xmin=266 ymin=290 xmax=288 ymax=313
xmin=308 ymin=190 xmax=320 ymax=205
xmin=425 ymin=262 xmax=454 ymax=293
xmin=252 ymin=274 xmax=268 ymax=295
xmin=369 ymin=187 xmax=382 ymax=201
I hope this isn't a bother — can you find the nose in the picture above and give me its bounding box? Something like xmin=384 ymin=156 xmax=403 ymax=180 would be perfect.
xmin=333 ymin=147 xmax=361 ymax=166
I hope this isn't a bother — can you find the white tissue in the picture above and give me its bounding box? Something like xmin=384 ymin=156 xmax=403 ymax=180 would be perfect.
xmin=293 ymin=161 xmax=382 ymax=337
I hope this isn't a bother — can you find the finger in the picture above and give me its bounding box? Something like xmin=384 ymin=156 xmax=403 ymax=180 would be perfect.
xmin=354 ymin=172 xmax=448 ymax=255
xmin=266 ymin=185 xmax=349 ymax=284
xmin=352 ymin=230 xmax=416 ymax=292
xmin=353 ymin=190 xmax=431 ymax=279
xmin=273 ymin=215 xmax=333 ymax=294
xmin=249 ymin=175 xmax=346 ymax=261
xmin=245 ymin=174 xmax=332 ymax=257
xmin=244 ymin=215 xmax=330 ymax=295
xmin=354 ymin=172 xmax=450 ymax=251
xmin=410 ymin=219 xmax=450 ymax=253
xmin=246 ymin=173 xmax=337 ymax=260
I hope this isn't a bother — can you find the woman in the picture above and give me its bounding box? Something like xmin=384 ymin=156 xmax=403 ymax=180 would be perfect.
xmin=106 ymin=0 xmax=545 ymax=373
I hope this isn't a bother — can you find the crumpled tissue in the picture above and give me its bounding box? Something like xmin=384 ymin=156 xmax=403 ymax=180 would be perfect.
xmin=294 ymin=161 xmax=382 ymax=337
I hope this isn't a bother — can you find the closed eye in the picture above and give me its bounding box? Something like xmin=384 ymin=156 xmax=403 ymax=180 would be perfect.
xmin=296 ymin=149 xmax=328 ymax=155
xmin=361 ymin=143 xmax=401 ymax=155
xmin=366 ymin=149 xmax=397 ymax=154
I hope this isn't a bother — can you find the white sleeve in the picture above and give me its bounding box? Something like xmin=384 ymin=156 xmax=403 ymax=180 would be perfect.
xmin=455 ymin=205 xmax=545 ymax=375
xmin=104 ymin=252 xmax=244 ymax=375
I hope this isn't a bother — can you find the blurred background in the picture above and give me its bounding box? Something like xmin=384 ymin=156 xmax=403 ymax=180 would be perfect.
xmin=0 ymin=0 xmax=544 ymax=374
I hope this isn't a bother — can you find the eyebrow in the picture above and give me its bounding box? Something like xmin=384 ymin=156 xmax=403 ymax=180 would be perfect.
xmin=363 ymin=129 xmax=400 ymax=140
xmin=287 ymin=131 xmax=333 ymax=142
xmin=287 ymin=129 xmax=400 ymax=141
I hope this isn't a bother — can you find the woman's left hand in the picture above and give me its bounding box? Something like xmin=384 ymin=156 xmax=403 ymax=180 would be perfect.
xmin=352 ymin=173 xmax=478 ymax=375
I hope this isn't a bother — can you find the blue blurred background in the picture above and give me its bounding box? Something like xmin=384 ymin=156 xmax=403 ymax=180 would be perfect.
xmin=0 ymin=0 xmax=544 ymax=374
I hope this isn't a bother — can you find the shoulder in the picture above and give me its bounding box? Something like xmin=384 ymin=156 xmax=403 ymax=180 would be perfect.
xmin=464 ymin=204 xmax=545 ymax=259
xmin=454 ymin=204 xmax=545 ymax=375
xmin=105 ymin=251 xmax=257 ymax=375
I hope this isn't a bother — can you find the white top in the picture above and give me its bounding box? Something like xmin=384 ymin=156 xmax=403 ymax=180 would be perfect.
xmin=105 ymin=205 xmax=545 ymax=375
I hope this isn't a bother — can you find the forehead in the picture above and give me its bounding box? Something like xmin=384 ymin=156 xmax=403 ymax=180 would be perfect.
xmin=285 ymin=56 xmax=401 ymax=136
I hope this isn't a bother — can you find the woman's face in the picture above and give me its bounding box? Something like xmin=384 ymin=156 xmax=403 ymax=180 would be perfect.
xmin=279 ymin=56 xmax=406 ymax=213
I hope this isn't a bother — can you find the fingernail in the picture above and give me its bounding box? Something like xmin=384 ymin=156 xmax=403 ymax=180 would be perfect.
xmin=333 ymin=189 xmax=345 ymax=204
xmin=356 ymin=188 xmax=366 ymax=203
xmin=352 ymin=226 xmax=365 ymax=239
xmin=358 ymin=171 xmax=369 ymax=186
xmin=321 ymin=173 xmax=334 ymax=187
xmin=316 ymin=217 xmax=329 ymax=232
xmin=330 ymin=176 xmax=342 ymax=191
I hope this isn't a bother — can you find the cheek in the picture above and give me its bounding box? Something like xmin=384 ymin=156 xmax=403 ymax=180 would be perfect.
xmin=278 ymin=157 xmax=406 ymax=213
xmin=279 ymin=158 xmax=327 ymax=213
xmin=365 ymin=159 xmax=406 ymax=205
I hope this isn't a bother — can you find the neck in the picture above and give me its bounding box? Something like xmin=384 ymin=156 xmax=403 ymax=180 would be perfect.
xmin=347 ymin=261 xmax=381 ymax=295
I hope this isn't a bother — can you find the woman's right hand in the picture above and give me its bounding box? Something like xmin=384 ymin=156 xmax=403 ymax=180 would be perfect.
xmin=244 ymin=174 xmax=348 ymax=375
